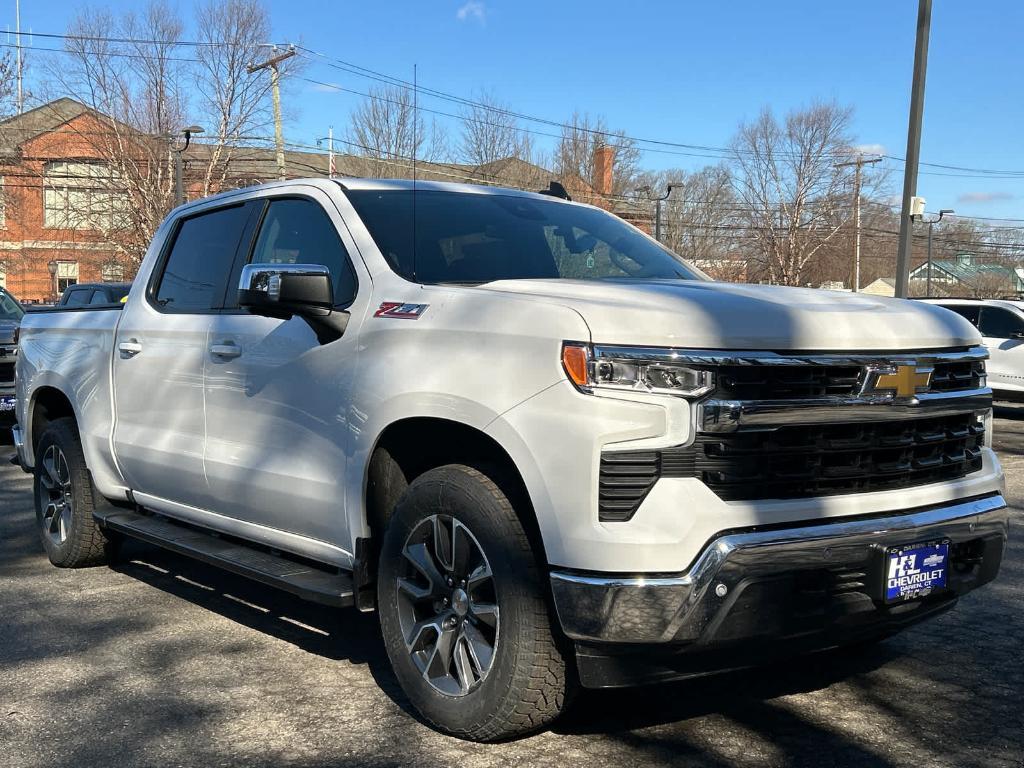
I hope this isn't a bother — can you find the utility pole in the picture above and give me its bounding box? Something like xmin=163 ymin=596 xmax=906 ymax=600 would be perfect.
xmin=328 ymin=125 xmax=335 ymax=179
xmin=248 ymin=45 xmax=296 ymax=181
xmin=836 ymin=156 xmax=881 ymax=292
xmin=15 ymin=0 xmax=23 ymax=114
xmin=922 ymin=208 xmax=954 ymax=296
xmin=895 ymin=0 xmax=933 ymax=298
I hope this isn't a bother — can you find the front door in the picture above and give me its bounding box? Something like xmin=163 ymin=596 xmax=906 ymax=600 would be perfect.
xmin=202 ymin=192 xmax=363 ymax=559
xmin=112 ymin=201 xmax=254 ymax=509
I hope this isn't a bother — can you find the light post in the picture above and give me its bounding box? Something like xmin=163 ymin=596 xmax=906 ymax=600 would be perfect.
xmin=172 ymin=125 xmax=205 ymax=207
xmin=635 ymin=183 xmax=681 ymax=243
xmin=918 ymin=208 xmax=954 ymax=296
xmin=46 ymin=259 xmax=58 ymax=303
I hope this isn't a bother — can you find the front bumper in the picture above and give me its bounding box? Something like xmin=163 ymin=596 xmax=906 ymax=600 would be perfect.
xmin=550 ymin=494 xmax=1008 ymax=684
xmin=12 ymin=424 xmax=30 ymax=470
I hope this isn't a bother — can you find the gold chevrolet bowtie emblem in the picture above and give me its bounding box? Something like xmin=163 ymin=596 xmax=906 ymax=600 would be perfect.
xmin=870 ymin=365 xmax=933 ymax=398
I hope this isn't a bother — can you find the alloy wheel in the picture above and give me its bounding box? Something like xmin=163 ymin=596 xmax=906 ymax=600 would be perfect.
xmin=395 ymin=514 xmax=499 ymax=697
xmin=38 ymin=444 xmax=74 ymax=546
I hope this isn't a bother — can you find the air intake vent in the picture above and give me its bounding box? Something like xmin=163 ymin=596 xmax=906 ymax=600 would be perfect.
xmin=598 ymin=451 xmax=659 ymax=522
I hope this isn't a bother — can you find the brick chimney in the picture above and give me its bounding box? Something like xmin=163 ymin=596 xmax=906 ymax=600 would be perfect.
xmin=592 ymin=144 xmax=614 ymax=199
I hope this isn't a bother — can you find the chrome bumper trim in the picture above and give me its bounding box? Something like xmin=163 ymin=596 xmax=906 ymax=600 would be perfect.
xmin=699 ymin=388 xmax=992 ymax=432
xmin=592 ymin=345 xmax=989 ymax=368
xmin=550 ymin=494 xmax=1008 ymax=644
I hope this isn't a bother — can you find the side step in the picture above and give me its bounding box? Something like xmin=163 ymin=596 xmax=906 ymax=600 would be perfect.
xmin=95 ymin=506 xmax=354 ymax=608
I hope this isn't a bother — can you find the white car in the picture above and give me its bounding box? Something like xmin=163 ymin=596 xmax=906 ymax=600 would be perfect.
xmin=923 ymin=298 xmax=1024 ymax=400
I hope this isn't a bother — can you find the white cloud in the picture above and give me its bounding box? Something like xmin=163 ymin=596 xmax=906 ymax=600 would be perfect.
xmin=957 ymin=191 xmax=1014 ymax=204
xmin=853 ymin=143 xmax=886 ymax=157
xmin=456 ymin=1 xmax=486 ymax=23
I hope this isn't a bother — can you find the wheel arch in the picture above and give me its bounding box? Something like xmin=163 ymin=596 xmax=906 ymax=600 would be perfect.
xmin=27 ymin=385 xmax=78 ymax=461
xmin=363 ymin=416 xmax=546 ymax=566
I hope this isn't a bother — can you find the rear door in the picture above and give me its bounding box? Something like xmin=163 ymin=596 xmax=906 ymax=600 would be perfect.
xmin=202 ymin=191 xmax=364 ymax=557
xmin=112 ymin=201 xmax=257 ymax=508
xmin=977 ymin=305 xmax=1024 ymax=394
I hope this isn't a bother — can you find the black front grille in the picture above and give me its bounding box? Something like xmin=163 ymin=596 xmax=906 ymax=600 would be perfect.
xmin=713 ymin=365 xmax=861 ymax=400
xmin=669 ymin=413 xmax=985 ymax=502
xmin=598 ymin=413 xmax=986 ymax=519
xmin=707 ymin=356 xmax=985 ymax=401
xmin=930 ymin=360 xmax=985 ymax=392
xmin=0 ymin=360 xmax=13 ymax=385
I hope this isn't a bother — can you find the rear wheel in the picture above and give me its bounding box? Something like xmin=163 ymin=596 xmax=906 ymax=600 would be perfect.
xmin=377 ymin=464 xmax=571 ymax=741
xmin=34 ymin=417 xmax=112 ymax=567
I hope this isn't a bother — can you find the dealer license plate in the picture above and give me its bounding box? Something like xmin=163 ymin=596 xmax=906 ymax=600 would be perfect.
xmin=0 ymin=396 xmax=15 ymax=412
xmin=884 ymin=540 xmax=949 ymax=603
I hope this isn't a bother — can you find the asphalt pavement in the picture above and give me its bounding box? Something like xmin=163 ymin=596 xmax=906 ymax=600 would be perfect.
xmin=2 ymin=408 xmax=1023 ymax=768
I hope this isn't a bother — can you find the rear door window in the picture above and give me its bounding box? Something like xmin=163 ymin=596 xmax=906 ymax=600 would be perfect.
xmin=153 ymin=204 xmax=252 ymax=312
xmin=978 ymin=306 xmax=1024 ymax=339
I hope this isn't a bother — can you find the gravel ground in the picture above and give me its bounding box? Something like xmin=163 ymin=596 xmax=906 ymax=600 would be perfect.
xmin=2 ymin=407 xmax=1022 ymax=768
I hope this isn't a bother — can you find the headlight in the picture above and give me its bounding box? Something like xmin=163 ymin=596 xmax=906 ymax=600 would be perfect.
xmin=562 ymin=342 xmax=715 ymax=398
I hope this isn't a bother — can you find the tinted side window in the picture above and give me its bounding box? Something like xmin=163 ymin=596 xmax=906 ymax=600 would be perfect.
xmin=251 ymin=198 xmax=357 ymax=306
xmin=89 ymin=290 xmax=113 ymax=305
xmin=155 ymin=204 xmax=249 ymax=311
xmin=938 ymin=304 xmax=980 ymax=325
xmin=64 ymin=289 xmax=93 ymax=306
xmin=979 ymin=307 xmax=1024 ymax=338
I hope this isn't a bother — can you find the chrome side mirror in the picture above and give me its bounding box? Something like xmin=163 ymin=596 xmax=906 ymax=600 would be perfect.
xmin=238 ymin=263 xmax=349 ymax=343
xmin=238 ymin=263 xmax=334 ymax=317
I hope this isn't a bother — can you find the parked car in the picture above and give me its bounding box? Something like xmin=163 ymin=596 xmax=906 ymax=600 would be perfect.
xmin=0 ymin=286 xmax=23 ymax=421
xmin=13 ymin=179 xmax=1009 ymax=741
xmin=921 ymin=298 xmax=1024 ymax=401
xmin=57 ymin=282 xmax=132 ymax=307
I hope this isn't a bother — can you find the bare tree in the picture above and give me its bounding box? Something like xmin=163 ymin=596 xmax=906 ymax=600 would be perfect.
xmin=194 ymin=0 xmax=278 ymax=195
xmin=731 ymin=102 xmax=859 ymax=286
xmin=459 ymin=90 xmax=531 ymax=166
xmin=40 ymin=0 xmax=284 ymax=267
xmin=556 ymin=111 xmax=640 ymax=201
xmin=348 ymin=84 xmax=447 ymax=178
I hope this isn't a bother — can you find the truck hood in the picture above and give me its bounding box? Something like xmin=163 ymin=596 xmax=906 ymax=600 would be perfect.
xmin=480 ymin=279 xmax=980 ymax=351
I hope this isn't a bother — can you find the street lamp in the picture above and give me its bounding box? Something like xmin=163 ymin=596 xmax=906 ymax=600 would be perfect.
xmin=46 ymin=259 xmax=58 ymax=303
xmin=634 ymin=183 xmax=682 ymax=243
xmin=172 ymin=125 xmax=206 ymax=207
xmin=916 ymin=208 xmax=954 ymax=296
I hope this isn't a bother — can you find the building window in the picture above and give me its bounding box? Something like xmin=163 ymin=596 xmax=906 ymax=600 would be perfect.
xmin=56 ymin=261 xmax=79 ymax=293
xmin=101 ymin=261 xmax=126 ymax=282
xmin=43 ymin=161 xmax=130 ymax=231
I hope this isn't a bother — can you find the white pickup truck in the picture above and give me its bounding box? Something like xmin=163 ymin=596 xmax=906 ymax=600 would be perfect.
xmin=14 ymin=178 xmax=1008 ymax=741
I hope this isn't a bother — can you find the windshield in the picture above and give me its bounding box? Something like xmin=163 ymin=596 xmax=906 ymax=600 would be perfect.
xmin=0 ymin=290 xmax=24 ymax=322
xmin=345 ymin=190 xmax=705 ymax=284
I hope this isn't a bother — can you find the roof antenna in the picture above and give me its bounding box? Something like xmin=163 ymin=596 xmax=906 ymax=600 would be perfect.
xmin=412 ymin=63 xmax=418 ymax=283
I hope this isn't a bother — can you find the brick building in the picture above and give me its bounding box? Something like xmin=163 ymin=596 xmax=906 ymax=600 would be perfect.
xmin=0 ymin=99 xmax=134 ymax=302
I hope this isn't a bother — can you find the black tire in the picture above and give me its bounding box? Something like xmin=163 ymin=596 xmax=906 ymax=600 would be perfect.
xmin=33 ymin=417 xmax=111 ymax=567
xmin=377 ymin=464 xmax=571 ymax=741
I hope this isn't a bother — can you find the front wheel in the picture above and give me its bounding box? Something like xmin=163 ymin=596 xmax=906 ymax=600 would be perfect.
xmin=377 ymin=464 xmax=571 ymax=741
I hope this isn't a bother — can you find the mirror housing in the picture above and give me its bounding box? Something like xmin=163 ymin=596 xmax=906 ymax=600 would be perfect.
xmin=238 ymin=263 xmax=348 ymax=343
xmin=239 ymin=263 xmax=334 ymax=318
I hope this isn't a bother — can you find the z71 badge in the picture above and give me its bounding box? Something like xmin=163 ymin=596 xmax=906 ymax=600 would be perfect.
xmin=374 ymin=302 xmax=429 ymax=319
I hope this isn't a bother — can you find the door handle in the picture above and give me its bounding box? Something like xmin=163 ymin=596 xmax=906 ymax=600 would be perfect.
xmin=118 ymin=340 xmax=142 ymax=358
xmin=210 ymin=342 xmax=242 ymax=359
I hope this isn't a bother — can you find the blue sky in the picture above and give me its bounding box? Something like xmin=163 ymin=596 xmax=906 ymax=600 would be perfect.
xmin=6 ymin=0 xmax=1024 ymax=221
